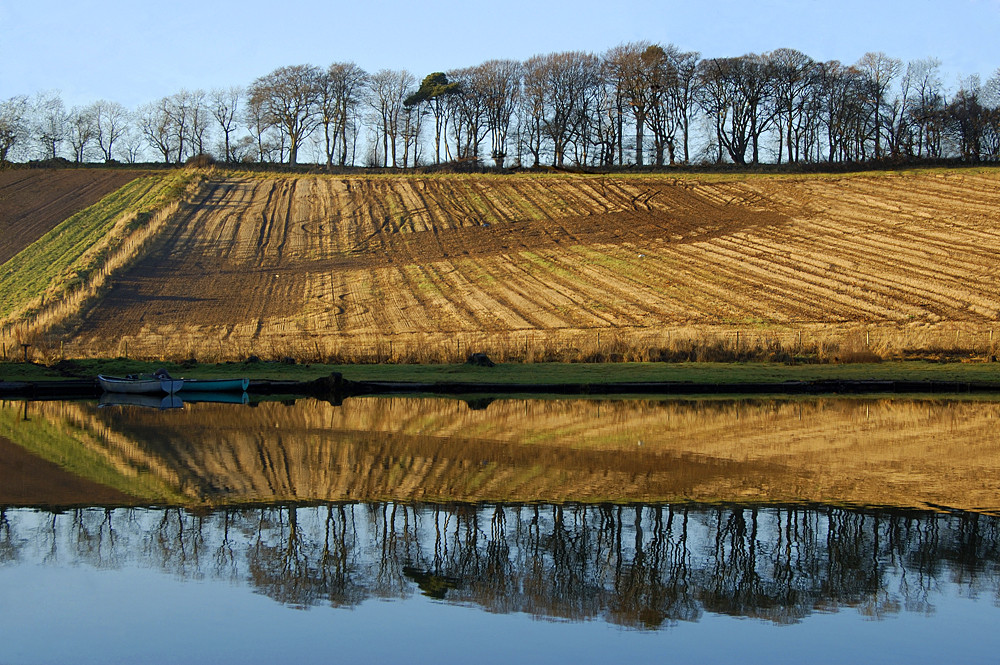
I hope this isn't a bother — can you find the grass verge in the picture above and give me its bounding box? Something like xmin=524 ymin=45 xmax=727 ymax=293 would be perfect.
xmin=0 ymin=171 xmax=200 ymax=328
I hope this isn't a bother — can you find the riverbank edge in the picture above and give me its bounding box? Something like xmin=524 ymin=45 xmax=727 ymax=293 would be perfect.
xmin=3 ymin=374 xmax=1000 ymax=400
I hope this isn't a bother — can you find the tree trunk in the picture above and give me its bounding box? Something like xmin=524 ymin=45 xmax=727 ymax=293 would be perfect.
xmin=635 ymin=111 xmax=644 ymax=166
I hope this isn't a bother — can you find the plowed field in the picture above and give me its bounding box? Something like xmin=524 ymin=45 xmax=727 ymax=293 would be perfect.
xmin=0 ymin=168 xmax=144 ymax=264
xmin=61 ymin=170 xmax=1000 ymax=360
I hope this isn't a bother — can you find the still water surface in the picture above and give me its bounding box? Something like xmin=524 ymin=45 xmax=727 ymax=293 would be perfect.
xmin=1 ymin=395 xmax=999 ymax=663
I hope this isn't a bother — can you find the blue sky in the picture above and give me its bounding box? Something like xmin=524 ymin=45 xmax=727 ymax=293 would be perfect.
xmin=2 ymin=0 xmax=999 ymax=108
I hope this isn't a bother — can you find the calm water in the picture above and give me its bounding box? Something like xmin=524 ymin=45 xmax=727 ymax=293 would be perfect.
xmin=2 ymin=395 xmax=1000 ymax=664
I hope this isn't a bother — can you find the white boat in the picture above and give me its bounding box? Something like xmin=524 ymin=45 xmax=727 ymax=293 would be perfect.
xmin=97 ymin=374 xmax=184 ymax=395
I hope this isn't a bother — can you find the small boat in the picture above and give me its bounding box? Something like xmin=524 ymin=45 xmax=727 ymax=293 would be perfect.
xmin=97 ymin=373 xmax=184 ymax=395
xmin=178 ymin=378 xmax=249 ymax=393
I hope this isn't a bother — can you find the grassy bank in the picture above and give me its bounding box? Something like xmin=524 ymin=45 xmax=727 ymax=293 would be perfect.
xmin=2 ymin=358 xmax=998 ymax=386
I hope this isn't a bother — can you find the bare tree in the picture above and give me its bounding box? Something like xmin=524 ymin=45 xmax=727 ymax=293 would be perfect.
xmin=605 ymin=42 xmax=653 ymax=165
xmin=945 ymin=76 xmax=991 ymax=161
xmin=182 ymin=90 xmax=210 ymax=157
xmin=523 ymin=51 xmax=602 ymax=166
xmin=816 ymin=61 xmax=862 ymax=162
xmin=698 ymin=55 xmax=774 ymax=164
xmin=592 ymin=67 xmax=622 ymax=166
xmin=67 ymin=105 xmax=97 ymax=162
xmin=210 ymin=86 xmax=243 ymax=163
xmin=249 ymin=65 xmax=324 ymax=165
xmin=478 ymin=59 xmax=521 ymax=168
xmin=642 ymin=44 xmax=682 ymax=166
xmin=906 ymin=58 xmax=945 ymax=158
xmin=668 ymin=48 xmax=701 ymax=163
xmin=33 ymin=90 xmax=67 ymax=159
xmin=0 ymin=96 xmax=30 ymax=163
xmin=767 ymin=48 xmax=815 ymax=164
xmin=153 ymin=90 xmax=205 ymax=163
xmin=368 ymin=69 xmax=415 ymax=167
xmin=317 ymin=63 xmax=368 ymax=169
xmin=138 ymin=99 xmax=177 ymax=164
xmin=92 ymin=100 xmax=129 ymax=162
xmin=331 ymin=63 xmax=368 ymax=167
xmin=243 ymin=92 xmax=274 ymax=162
xmin=857 ymin=52 xmax=902 ymax=159
xmin=116 ymin=126 xmax=145 ymax=163
xmin=400 ymin=101 xmax=424 ymax=167
xmin=519 ymin=57 xmax=548 ymax=166
xmin=447 ymin=65 xmax=490 ymax=161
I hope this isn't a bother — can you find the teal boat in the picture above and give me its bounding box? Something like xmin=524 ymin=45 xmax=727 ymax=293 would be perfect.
xmin=177 ymin=378 xmax=249 ymax=393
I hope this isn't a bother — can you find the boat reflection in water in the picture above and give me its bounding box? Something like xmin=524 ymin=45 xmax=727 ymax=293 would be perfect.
xmin=97 ymin=391 xmax=249 ymax=409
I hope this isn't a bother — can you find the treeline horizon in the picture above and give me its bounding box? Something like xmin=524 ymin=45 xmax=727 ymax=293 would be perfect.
xmin=2 ymin=42 xmax=999 ymax=170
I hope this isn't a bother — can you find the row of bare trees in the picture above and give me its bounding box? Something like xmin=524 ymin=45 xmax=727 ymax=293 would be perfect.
xmin=3 ymin=44 xmax=1000 ymax=168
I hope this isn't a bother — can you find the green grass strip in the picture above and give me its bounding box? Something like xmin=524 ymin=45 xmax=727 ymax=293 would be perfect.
xmin=0 ymin=171 xmax=195 ymax=320
xmin=4 ymin=358 xmax=998 ymax=386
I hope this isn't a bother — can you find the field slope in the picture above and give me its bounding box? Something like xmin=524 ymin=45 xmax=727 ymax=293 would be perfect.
xmin=28 ymin=168 xmax=1000 ymax=361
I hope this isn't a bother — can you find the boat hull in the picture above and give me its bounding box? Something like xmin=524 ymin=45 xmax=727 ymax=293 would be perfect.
xmin=98 ymin=375 xmax=184 ymax=395
xmin=178 ymin=378 xmax=249 ymax=393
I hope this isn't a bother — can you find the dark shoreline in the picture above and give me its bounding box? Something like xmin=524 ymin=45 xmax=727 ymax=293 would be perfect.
xmin=3 ymin=374 xmax=1000 ymax=400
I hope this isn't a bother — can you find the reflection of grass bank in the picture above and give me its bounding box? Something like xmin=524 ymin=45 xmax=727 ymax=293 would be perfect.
xmin=2 ymin=358 xmax=998 ymax=387
xmin=0 ymin=401 xmax=189 ymax=504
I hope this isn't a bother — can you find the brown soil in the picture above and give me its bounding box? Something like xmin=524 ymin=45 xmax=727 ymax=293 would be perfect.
xmin=0 ymin=434 xmax=134 ymax=506
xmin=55 ymin=170 xmax=1000 ymax=360
xmin=0 ymin=168 xmax=143 ymax=264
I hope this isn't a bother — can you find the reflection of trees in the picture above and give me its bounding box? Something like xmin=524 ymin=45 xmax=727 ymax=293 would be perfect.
xmin=4 ymin=502 xmax=1000 ymax=628
xmin=0 ymin=508 xmax=16 ymax=564
xmin=247 ymin=505 xmax=368 ymax=609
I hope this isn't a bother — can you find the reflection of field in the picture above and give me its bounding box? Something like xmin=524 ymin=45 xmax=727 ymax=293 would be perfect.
xmin=12 ymin=397 xmax=1000 ymax=511
xmin=64 ymin=171 xmax=1000 ymax=360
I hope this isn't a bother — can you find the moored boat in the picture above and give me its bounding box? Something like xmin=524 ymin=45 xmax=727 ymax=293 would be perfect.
xmin=178 ymin=378 xmax=249 ymax=393
xmin=97 ymin=374 xmax=184 ymax=395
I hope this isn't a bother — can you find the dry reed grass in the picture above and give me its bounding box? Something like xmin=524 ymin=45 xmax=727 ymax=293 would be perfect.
xmin=19 ymin=321 xmax=997 ymax=366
